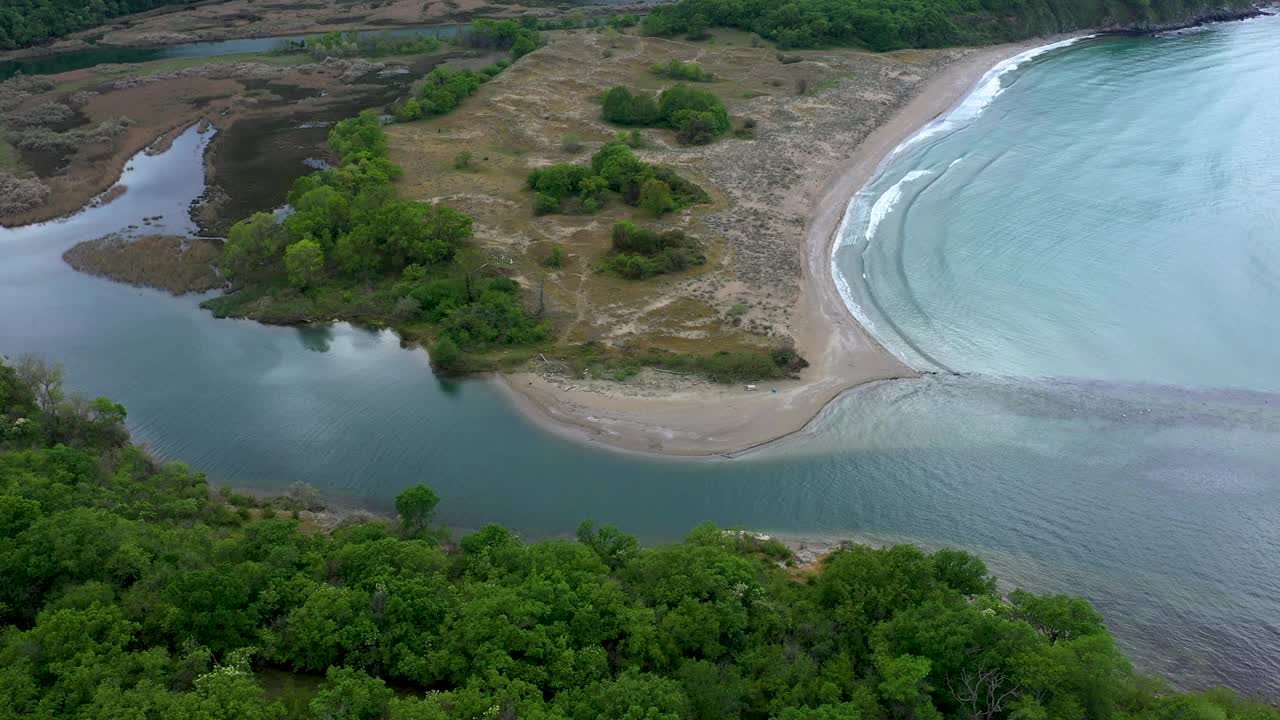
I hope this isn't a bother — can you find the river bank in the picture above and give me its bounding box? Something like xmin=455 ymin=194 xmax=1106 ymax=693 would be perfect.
xmin=498 ymin=37 xmax=1074 ymax=456
xmin=0 ymin=0 xmax=648 ymax=62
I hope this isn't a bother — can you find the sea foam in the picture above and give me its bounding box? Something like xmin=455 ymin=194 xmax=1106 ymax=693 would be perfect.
xmin=891 ymin=35 xmax=1095 ymax=156
xmin=829 ymin=35 xmax=1094 ymax=368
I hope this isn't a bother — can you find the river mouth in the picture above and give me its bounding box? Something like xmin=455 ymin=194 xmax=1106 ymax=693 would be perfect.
xmin=3 ymin=17 xmax=1280 ymax=699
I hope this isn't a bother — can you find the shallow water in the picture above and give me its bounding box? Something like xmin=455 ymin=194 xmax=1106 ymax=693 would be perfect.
xmin=3 ymin=19 xmax=1280 ymax=696
xmin=836 ymin=17 xmax=1280 ymax=388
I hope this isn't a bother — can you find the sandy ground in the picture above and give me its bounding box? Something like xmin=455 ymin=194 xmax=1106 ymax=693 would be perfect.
xmin=499 ymin=39 xmax=1063 ymax=456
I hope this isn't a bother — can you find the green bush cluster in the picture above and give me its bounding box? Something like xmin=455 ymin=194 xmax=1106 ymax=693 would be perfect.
xmin=215 ymin=112 xmax=546 ymax=361
xmin=527 ymin=142 xmax=709 ymax=216
xmin=601 ymin=86 xmax=660 ymax=126
xmin=602 ymin=84 xmax=731 ymax=144
xmin=601 ymin=221 xmax=706 ymax=279
xmin=395 ymin=269 xmax=550 ymax=352
xmin=462 ymin=18 xmax=543 ymax=59
xmin=592 ymin=141 xmax=710 ymax=207
xmin=638 ymin=0 xmax=1255 ymax=51
xmin=2 ymin=356 xmax=1277 ymax=719
xmin=396 ymin=67 xmax=488 ymax=121
xmin=652 ymin=59 xmax=715 ymax=82
xmin=221 ymin=113 xmax=470 ymax=288
xmin=526 ymin=162 xmax=605 ymax=214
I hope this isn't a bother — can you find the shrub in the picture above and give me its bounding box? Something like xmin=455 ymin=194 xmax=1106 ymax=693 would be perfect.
xmin=400 ymin=68 xmax=486 ymax=120
xmin=533 ymin=192 xmax=560 ymax=215
xmin=453 ymin=150 xmax=473 ymax=170
xmin=604 ymin=221 xmax=705 ymax=278
xmin=543 ymin=244 xmax=565 ymax=268
xmin=560 ymin=133 xmax=584 ymax=153
xmin=601 ymin=86 xmax=660 ymax=125
xmin=673 ymin=110 xmax=720 ymax=145
xmin=615 ymin=129 xmax=645 ymax=148
xmin=658 ymin=84 xmax=730 ymax=135
xmin=431 ymin=337 xmax=463 ymax=372
xmin=578 ymin=174 xmax=609 ymax=207
xmin=527 ymin=163 xmax=592 ymax=200
xmin=651 ymin=59 xmax=714 ymax=82
xmin=638 ymin=179 xmax=675 ymax=216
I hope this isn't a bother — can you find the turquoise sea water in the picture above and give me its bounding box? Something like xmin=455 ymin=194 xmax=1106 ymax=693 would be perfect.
xmin=836 ymin=18 xmax=1280 ymax=388
xmin=2 ymin=17 xmax=1279 ymax=695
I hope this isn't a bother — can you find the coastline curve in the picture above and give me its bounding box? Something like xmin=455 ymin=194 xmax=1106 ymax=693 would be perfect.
xmin=501 ymin=37 xmax=1072 ymax=457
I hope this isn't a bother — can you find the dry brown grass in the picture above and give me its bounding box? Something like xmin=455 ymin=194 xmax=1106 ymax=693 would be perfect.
xmin=62 ymin=234 xmax=225 ymax=294
xmin=0 ymin=55 xmax=410 ymax=226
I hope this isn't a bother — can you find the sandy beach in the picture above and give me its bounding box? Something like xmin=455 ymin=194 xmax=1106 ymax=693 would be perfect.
xmin=499 ymin=38 xmax=1063 ymax=457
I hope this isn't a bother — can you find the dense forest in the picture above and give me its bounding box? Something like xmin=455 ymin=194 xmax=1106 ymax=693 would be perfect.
xmin=0 ymin=0 xmax=195 ymax=50
xmin=641 ymin=0 xmax=1259 ymax=51
xmin=2 ymin=353 xmax=1278 ymax=720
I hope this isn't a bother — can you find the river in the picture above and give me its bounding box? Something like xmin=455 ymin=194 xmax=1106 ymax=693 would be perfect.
xmin=0 ymin=25 xmax=462 ymax=80
xmin=2 ymin=18 xmax=1278 ymax=696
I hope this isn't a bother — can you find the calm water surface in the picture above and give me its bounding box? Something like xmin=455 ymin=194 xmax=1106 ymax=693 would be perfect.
xmin=2 ymin=18 xmax=1279 ymax=695
xmin=0 ymin=25 xmax=462 ymax=80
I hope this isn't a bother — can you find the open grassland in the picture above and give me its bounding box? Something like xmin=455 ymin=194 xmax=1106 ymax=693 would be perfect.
xmin=388 ymin=26 xmax=960 ymax=365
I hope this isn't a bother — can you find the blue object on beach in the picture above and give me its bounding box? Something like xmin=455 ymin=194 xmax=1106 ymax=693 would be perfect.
xmin=771 ymin=387 xmax=777 ymax=393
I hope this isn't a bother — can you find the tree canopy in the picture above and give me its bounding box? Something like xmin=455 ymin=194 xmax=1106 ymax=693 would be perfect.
xmin=2 ymin=355 xmax=1276 ymax=720
xmin=639 ymin=0 xmax=1255 ymax=51
xmin=0 ymin=0 xmax=196 ymax=50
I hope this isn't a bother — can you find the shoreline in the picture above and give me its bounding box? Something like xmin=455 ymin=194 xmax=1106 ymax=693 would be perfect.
xmin=499 ymin=38 xmax=1065 ymax=458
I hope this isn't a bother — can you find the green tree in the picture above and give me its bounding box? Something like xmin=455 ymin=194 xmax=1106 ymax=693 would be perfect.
xmin=577 ymin=519 xmax=640 ymax=570
xmin=430 ymin=337 xmax=463 ymax=372
xmin=1008 ymin=589 xmax=1106 ymax=645
xmin=310 ymin=667 xmax=394 ymax=720
xmin=639 ymin=179 xmax=675 ymax=216
xmin=284 ymin=238 xmax=325 ymax=289
xmin=395 ymin=484 xmax=440 ymax=538
xmin=224 ymin=213 xmax=289 ymax=280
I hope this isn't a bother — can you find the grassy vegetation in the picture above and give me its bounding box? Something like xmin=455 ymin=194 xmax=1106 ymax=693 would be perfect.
xmin=0 ymin=129 xmax=18 ymax=172
xmin=552 ymin=341 xmax=807 ymax=383
xmin=62 ymin=235 xmax=223 ymax=295
xmin=381 ymin=26 xmax=829 ymax=379
xmin=51 ymin=51 xmax=314 ymax=92
xmin=651 ymin=59 xmax=716 ymax=82
xmin=5 ymin=355 xmax=1275 ymax=719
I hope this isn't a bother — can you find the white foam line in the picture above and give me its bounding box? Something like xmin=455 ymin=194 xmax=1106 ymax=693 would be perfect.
xmin=865 ymin=169 xmax=932 ymax=241
xmin=828 ymin=34 xmax=1095 ymax=367
xmin=892 ymin=34 xmax=1096 ymax=157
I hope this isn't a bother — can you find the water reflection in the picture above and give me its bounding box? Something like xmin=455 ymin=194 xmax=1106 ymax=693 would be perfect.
xmin=297 ymin=325 xmax=334 ymax=353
